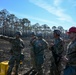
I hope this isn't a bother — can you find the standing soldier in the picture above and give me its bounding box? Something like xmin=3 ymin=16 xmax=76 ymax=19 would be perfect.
xmin=30 ymin=33 xmax=48 ymax=75
xmin=49 ymin=30 xmax=64 ymax=75
xmin=29 ymin=32 xmax=38 ymax=75
xmin=0 ymin=31 xmax=25 ymax=75
xmin=24 ymin=32 xmax=38 ymax=75
xmin=63 ymin=27 xmax=76 ymax=75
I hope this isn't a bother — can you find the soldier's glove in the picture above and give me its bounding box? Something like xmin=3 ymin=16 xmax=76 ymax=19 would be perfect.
xmin=49 ymin=43 xmax=54 ymax=50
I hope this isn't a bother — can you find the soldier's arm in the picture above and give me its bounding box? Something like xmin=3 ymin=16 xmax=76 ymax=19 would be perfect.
xmin=30 ymin=37 xmax=37 ymax=46
xmin=45 ymin=41 xmax=49 ymax=49
xmin=43 ymin=39 xmax=49 ymax=49
xmin=20 ymin=40 xmax=25 ymax=54
xmin=21 ymin=41 xmax=25 ymax=49
xmin=52 ymin=39 xmax=65 ymax=57
xmin=0 ymin=35 xmax=13 ymax=42
xmin=20 ymin=39 xmax=25 ymax=49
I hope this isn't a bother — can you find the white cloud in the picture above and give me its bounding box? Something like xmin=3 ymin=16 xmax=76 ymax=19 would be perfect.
xmin=29 ymin=0 xmax=76 ymax=24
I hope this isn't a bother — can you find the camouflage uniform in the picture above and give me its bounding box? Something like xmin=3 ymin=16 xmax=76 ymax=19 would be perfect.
xmin=63 ymin=27 xmax=76 ymax=75
xmin=50 ymin=30 xmax=64 ymax=75
xmin=0 ymin=35 xmax=25 ymax=75
xmin=34 ymin=39 xmax=48 ymax=75
xmin=31 ymin=33 xmax=48 ymax=75
xmin=30 ymin=35 xmax=37 ymax=70
xmin=63 ymin=39 xmax=76 ymax=75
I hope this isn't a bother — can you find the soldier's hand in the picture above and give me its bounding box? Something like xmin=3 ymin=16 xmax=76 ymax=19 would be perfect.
xmin=49 ymin=43 xmax=54 ymax=50
xmin=50 ymin=43 xmax=54 ymax=46
xmin=62 ymin=55 xmax=68 ymax=63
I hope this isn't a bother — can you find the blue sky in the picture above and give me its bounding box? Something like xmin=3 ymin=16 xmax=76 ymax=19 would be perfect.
xmin=0 ymin=0 xmax=76 ymax=29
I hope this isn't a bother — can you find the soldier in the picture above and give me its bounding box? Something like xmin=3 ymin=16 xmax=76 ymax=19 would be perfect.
xmin=49 ymin=30 xmax=64 ymax=75
xmin=29 ymin=32 xmax=38 ymax=74
xmin=63 ymin=27 xmax=76 ymax=75
xmin=0 ymin=31 xmax=25 ymax=75
xmin=30 ymin=33 xmax=48 ymax=75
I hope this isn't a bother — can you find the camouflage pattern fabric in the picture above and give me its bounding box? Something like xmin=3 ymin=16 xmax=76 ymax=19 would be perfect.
xmin=63 ymin=39 xmax=76 ymax=75
xmin=30 ymin=36 xmax=37 ymax=70
xmin=67 ymin=39 xmax=76 ymax=65
xmin=50 ymin=37 xmax=64 ymax=75
xmin=30 ymin=38 xmax=48 ymax=75
xmin=34 ymin=39 xmax=48 ymax=75
xmin=0 ymin=35 xmax=25 ymax=75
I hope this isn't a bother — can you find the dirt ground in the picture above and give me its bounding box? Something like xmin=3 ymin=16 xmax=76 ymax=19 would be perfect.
xmin=0 ymin=38 xmax=52 ymax=75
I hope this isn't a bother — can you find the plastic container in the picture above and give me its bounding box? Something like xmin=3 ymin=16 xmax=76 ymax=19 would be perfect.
xmin=0 ymin=61 xmax=9 ymax=75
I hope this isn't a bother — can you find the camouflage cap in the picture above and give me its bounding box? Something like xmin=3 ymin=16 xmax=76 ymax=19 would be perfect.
xmin=53 ymin=30 xmax=61 ymax=36
xmin=37 ymin=33 xmax=43 ymax=37
xmin=15 ymin=31 xmax=22 ymax=36
xmin=30 ymin=32 xmax=36 ymax=36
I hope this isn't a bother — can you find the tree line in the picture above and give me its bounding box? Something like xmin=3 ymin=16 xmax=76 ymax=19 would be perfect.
xmin=0 ymin=9 xmax=68 ymax=38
